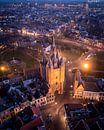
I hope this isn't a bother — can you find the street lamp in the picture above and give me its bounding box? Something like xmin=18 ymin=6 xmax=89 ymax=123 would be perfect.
xmin=83 ymin=63 xmax=89 ymax=70
xmin=55 ymin=102 xmax=58 ymax=105
xmin=68 ymin=69 xmax=72 ymax=72
xmin=80 ymin=62 xmax=91 ymax=76
xmin=0 ymin=66 xmax=5 ymax=71
xmin=0 ymin=66 xmax=6 ymax=79
xmin=0 ymin=64 xmax=10 ymax=76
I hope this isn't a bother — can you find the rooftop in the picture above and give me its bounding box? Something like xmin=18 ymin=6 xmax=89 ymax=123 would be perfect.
xmin=0 ymin=106 xmax=45 ymax=130
xmin=64 ymin=102 xmax=104 ymax=130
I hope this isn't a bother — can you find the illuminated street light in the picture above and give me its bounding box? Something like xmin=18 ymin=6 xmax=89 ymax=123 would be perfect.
xmin=0 ymin=64 xmax=10 ymax=74
xmin=68 ymin=61 xmax=70 ymax=64
xmin=68 ymin=69 xmax=72 ymax=72
xmin=0 ymin=66 xmax=7 ymax=78
xmin=70 ymin=85 xmax=73 ymax=88
xmin=0 ymin=66 xmax=6 ymax=71
xmin=55 ymin=102 xmax=57 ymax=105
xmin=83 ymin=63 xmax=89 ymax=70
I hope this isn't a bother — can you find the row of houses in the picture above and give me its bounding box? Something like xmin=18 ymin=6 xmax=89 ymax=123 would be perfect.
xmin=74 ymin=91 xmax=104 ymax=101
xmin=0 ymin=94 xmax=55 ymax=124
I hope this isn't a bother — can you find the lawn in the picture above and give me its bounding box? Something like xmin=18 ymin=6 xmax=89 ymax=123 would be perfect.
xmin=0 ymin=47 xmax=39 ymax=70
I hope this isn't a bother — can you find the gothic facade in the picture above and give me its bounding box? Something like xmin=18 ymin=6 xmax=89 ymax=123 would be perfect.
xmin=40 ymin=39 xmax=65 ymax=94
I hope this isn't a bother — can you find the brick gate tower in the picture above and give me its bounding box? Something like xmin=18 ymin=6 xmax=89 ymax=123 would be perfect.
xmin=40 ymin=38 xmax=65 ymax=94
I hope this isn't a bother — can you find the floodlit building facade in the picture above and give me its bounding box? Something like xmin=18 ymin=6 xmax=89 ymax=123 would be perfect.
xmin=40 ymin=38 xmax=65 ymax=94
xmin=74 ymin=69 xmax=104 ymax=101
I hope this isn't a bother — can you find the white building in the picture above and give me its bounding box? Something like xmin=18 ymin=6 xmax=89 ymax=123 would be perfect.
xmin=74 ymin=70 xmax=104 ymax=101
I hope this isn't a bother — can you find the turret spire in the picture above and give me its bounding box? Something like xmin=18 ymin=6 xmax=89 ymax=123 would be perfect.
xmin=42 ymin=48 xmax=47 ymax=65
xmin=48 ymin=57 xmax=53 ymax=68
xmin=75 ymin=69 xmax=84 ymax=87
xmin=52 ymin=36 xmax=56 ymax=50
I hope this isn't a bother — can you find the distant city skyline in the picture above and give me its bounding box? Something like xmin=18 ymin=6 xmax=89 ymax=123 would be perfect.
xmin=0 ymin=0 xmax=103 ymax=3
xmin=0 ymin=0 xmax=87 ymax=3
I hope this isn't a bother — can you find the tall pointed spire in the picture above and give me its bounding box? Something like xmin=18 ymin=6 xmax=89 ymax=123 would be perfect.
xmin=48 ymin=57 xmax=53 ymax=68
xmin=52 ymin=30 xmax=56 ymax=50
xmin=75 ymin=69 xmax=84 ymax=87
xmin=52 ymin=36 xmax=56 ymax=50
xmin=41 ymin=48 xmax=47 ymax=65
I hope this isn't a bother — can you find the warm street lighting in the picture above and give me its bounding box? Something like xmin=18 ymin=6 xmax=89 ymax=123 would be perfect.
xmin=0 ymin=66 xmax=6 ymax=71
xmin=68 ymin=69 xmax=72 ymax=72
xmin=80 ymin=62 xmax=91 ymax=72
xmin=55 ymin=102 xmax=58 ymax=105
xmin=83 ymin=63 xmax=89 ymax=69
xmin=0 ymin=64 xmax=10 ymax=73
xmin=70 ymin=85 xmax=73 ymax=88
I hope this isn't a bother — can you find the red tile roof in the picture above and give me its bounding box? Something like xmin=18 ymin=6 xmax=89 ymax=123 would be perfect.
xmin=20 ymin=118 xmax=42 ymax=130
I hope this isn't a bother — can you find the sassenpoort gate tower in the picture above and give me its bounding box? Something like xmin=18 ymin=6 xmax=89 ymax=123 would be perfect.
xmin=40 ymin=38 xmax=65 ymax=94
